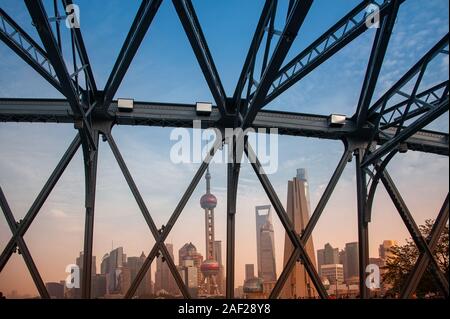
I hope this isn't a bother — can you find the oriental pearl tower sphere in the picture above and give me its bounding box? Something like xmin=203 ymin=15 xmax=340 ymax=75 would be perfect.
xmin=200 ymin=167 xmax=220 ymax=296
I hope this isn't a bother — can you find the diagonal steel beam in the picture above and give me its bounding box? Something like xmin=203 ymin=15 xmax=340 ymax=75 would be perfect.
xmin=270 ymin=148 xmax=352 ymax=299
xmin=380 ymin=170 xmax=449 ymax=297
xmin=24 ymin=0 xmax=96 ymax=150
xmin=355 ymin=148 xmax=370 ymax=299
xmin=355 ymin=0 xmax=400 ymax=128
xmin=0 ymin=134 xmax=81 ymax=272
xmin=103 ymin=0 xmax=162 ymax=110
xmin=0 ymin=8 xmax=63 ymax=94
xmin=243 ymin=0 xmax=313 ymax=127
xmin=173 ymin=0 xmax=229 ymax=117
xmin=263 ymin=0 xmax=403 ymax=107
xmin=80 ymin=132 xmax=99 ymax=299
xmin=124 ymin=137 xmax=222 ymax=298
xmin=106 ymin=132 xmax=190 ymax=298
xmin=62 ymin=0 xmax=98 ymax=95
xmin=362 ymin=97 xmax=448 ymax=167
xmin=0 ymin=187 xmax=50 ymax=299
xmin=233 ymin=0 xmax=275 ymax=106
xmin=245 ymin=141 xmax=328 ymax=299
xmin=400 ymin=194 xmax=449 ymax=298
xmin=269 ymin=248 xmax=300 ymax=299
xmin=369 ymin=34 xmax=449 ymax=116
xmin=225 ymin=137 xmax=241 ymax=298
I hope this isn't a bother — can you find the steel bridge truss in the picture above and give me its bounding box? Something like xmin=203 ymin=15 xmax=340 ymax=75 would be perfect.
xmin=0 ymin=0 xmax=448 ymax=299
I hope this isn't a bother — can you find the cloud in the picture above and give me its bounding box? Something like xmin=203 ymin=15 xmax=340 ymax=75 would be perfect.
xmin=48 ymin=209 xmax=69 ymax=219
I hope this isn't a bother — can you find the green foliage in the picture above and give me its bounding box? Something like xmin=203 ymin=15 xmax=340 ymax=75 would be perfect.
xmin=382 ymin=220 xmax=449 ymax=298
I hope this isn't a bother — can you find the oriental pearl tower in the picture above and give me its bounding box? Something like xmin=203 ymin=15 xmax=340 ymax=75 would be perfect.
xmin=200 ymin=167 xmax=220 ymax=295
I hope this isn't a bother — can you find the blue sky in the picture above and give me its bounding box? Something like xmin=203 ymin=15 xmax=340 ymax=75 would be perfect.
xmin=0 ymin=0 xmax=448 ymax=296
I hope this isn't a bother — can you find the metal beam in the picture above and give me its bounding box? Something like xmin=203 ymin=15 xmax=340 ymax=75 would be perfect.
xmin=245 ymin=141 xmax=328 ymax=299
xmin=24 ymin=0 xmax=96 ymax=150
xmin=106 ymin=132 xmax=191 ymax=298
xmin=81 ymin=132 xmax=99 ymax=299
xmin=1 ymin=98 xmax=447 ymax=155
xmin=0 ymin=187 xmax=50 ymax=299
xmin=400 ymin=194 xmax=449 ymax=298
xmin=225 ymin=136 xmax=241 ymax=298
xmin=355 ymin=148 xmax=370 ymax=299
xmin=0 ymin=8 xmax=63 ymax=94
xmin=243 ymin=0 xmax=313 ymax=127
xmin=270 ymin=148 xmax=352 ymax=299
xmin=173 ymin=0 xmax=229 ymax=117
xmin=233 ymin=0 xmax=275 ymax=106
xmin=380 ymin=170 xmax=449 ymax=297
xmin=103 ymin=0 xmax=162 ymax=110
xmin=62 ymin=0 xmax=98 ymax=95
xmin=363 ymin=97 xmax=448 ymax=166
xmin=355 ymin=0 xmax=400 ymax=128
xmin=369 ymin=34 xmax=449 ymax=116
xmin=124 ymin=138 xmax=222 ymax=298
xmin=263 ymin=0 xmax=402 ymax=107
xmin=0 ymin=134 xmax=81 ymax=272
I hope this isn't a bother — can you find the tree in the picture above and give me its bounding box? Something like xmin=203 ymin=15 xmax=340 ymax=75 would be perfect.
xmin=382 ymin=219 xmax=449 ymax=298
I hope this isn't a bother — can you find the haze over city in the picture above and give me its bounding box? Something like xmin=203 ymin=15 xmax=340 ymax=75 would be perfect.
xmin=0 ymin=0 xmax=448 ymax=298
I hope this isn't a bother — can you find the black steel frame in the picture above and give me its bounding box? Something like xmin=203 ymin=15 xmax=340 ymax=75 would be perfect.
xmin=0 ymin=0 xmax=448 ymax=299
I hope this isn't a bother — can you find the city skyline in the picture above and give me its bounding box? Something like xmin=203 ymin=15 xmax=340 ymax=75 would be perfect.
xmin=19 ymin=234 xmax=399 ymax=299
xmin=0 ymin=0 xmax=448 ymax=298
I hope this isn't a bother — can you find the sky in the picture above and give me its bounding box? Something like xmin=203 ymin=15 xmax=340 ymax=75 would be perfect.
xmin=0 ymin=0 xmax=448 ymax=297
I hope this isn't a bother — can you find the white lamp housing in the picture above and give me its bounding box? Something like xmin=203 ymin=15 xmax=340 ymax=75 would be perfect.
xmin=196 ymin=102 xmax=212 ymax=116
xmin=118 ymin=98 xmax=134 ymax=112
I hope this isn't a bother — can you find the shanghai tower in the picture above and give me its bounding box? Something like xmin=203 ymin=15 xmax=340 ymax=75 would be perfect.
xmin=281 ymin=169 xmax=318 ymax=298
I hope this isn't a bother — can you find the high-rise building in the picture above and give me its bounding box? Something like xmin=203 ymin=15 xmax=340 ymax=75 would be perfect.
xmin=127 ymin=252 xmax=152 ymax=297
xmin=71 ymin=252 xmax=96 ymax=298
xmin=378 ymin=240 xmax=397 ymax=293
xmin=178 ymin=259 xmax=199 ymax=298
xmin=379 ymin=240 xmax=397 ymax=263
xmin=255 ymin=205 xmax=277 ymax=282
xmin=46 ymin=282 xmax=64 ymax=299
xmin=317 ymin=243 xmax=339 ymax=276
xmin=75 ymin=252 xmax=97 ymax=277
xmin=245 ymin=264 xmax=255 ymax=281
xmin=178 ymin=242 xmax=203 ymax=290
xmin=105 ymin=247 xmax=126 ymax=295
xmin=200 ymin=167 xmax=221 ymax=295
xmin=92 ymin=274 xmax=107 ymax=298
xmin=320 ymin=264 xmax=344 ymax=285
xmin=101 ymin=253 xmax=110 ymax=275
xmin=281 ymin=169 xmax=318 ymax=298
xmin=344 ymin=242 xmax=359 ymax=282
xmin=155 ymin=243 xmax=178 ymax=296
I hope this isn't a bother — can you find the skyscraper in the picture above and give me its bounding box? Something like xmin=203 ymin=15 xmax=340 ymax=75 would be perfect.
xmin=106 ymin=247 xmax=126 ymax=295
xmin=178 ymin=242 xmax=203 ymax=291
xmin=379 ymin=240 xmax=397 ymax=262
xmin=281 ymin=169 xmax=318 ymax=298
xmin=178 ymin=259 xmax=199 ymax=298
xmin=200 ymin=167 xmax=221 ymax=295
xmin=245 ymin=264 xmax=255 ymax=281
xmin=320 ymin=264 xmax=344 ymax=285
xmin=127 ymin=252 xmax=152 ymax=297
xmin=75 ymin=252 xmax=97 ymax=277
xmin=344 ymin=242 xmax=359 ymax=282
xmin=155 ymin=243 xmax=178 ymax=296
xmin=317 ymin=243 xmax=340 ymax=276
xmin=255 ymin=205 xmax=277 ymax=282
